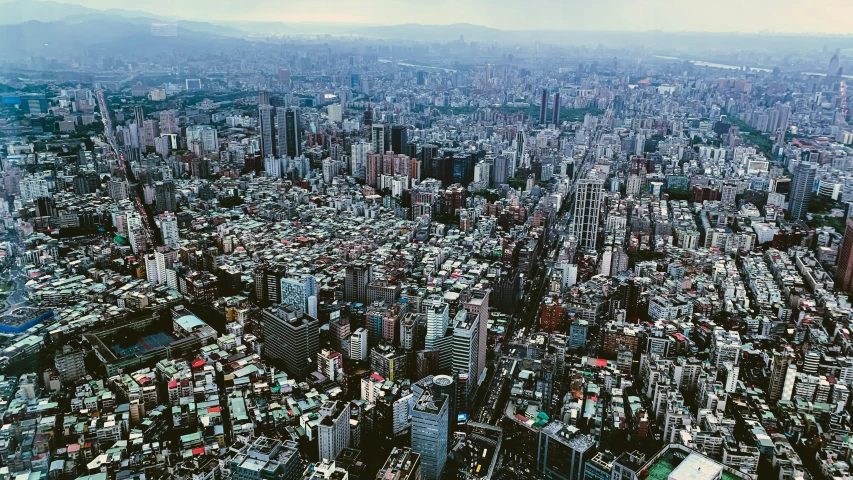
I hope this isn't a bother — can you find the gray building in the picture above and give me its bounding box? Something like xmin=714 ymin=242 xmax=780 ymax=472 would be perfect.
xmin=259 ymin=104 xmax=276 ymax=159
xmin=789 ymin=162 xmax=816 ymax=221
xmin=536 ymin=422 xmax=595 ymax=480
xmin=262 ymin=305 xmax=319 ymax=379
xmin=411 ymin=390 xmax=449 ymax=480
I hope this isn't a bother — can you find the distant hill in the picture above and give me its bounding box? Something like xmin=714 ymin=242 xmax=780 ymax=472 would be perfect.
xmin=0 ymin=19 xmax=251 ymax=59
xmin=0 ymin=0 xmax=165 ymax=24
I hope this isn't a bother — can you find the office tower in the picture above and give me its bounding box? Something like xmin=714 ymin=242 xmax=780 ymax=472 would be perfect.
xmin=539 ymin=88 xmax=548 ymax=125
xmin=372 ymin=124 xmax=390 ymax=154
xmin=186 ymin=125 xmax=218 ymax=153
xmin=345 ymin=263 xmax=373 ymax=303
xmin=159 ymin=110 xmax=178 ymax=135
xmin=154 ymin=181 xmax=176 ymax=213
xmin=789 ymin=162 xmax=816 ymax=220
xmin=552 ymin=92 xmax=561 ymax=125
xmin=279 ymin=68 xmax=291 ymax=85
xmin=350 ymin=327 xmax=368 ymax=361
xmin=363 ymin=103 xmax=373 ymax=126
xmin=411 ymin=390 xmax=449 ymax=480
xmin=158 ymin=213 xmax=179 ymax=249
xmin=259 ymin=104 xmax=276 ymax=159
xmin=836 ymin=219 xmax=853 ymax=293
xmin=280 ymin=275 xmax=317 ymax=312
xmin=230 ymin=437 xmax=303 ymax=480
xmin=829 ymin=52 xmax=840 ymax=77
xmin=262 ymin=305 xmax=319 ymax=379
xmin=134 ymin=106 xmax=144 ymax=130
xmin=285 ymin=107 xmax=302 ymax=158
xmin=378 ymin=448 xmax=422 ymax=480
xmin=424 ymin=298 xmax=449 ymax=351
xmin=259 ymin=90 xmax=270 ymax=106
xmin=573 ymin=176 xmax=604 ymax=250
xmin=272 ymin=107 xmax=288 ymax=159
xmin=318 ymin=400 xmax=351 ymax=462
xmin=391 ymin=125 xmax=408 ymax=155
xmin=537 ymin=422 xmax=596 ymax=480
xmin=351 ymin=141 xmax=369 ymax=180
xmin=450 ymin=312 xmax=479 ymax=413
xmin=463 ymin=289 xmax=489 ymax=383
xmin=768 ymin=347 xmax=796 ymax=402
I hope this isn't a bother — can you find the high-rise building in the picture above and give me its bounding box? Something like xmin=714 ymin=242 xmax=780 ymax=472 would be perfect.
xmin=318 ymin=400 xmax=351 ymax=462
xmin=259 ymin=90 xmax=270 ymax=106
xmin=154 ymin=181 xmax=177 ymax=213
xmin=186 ymin=125 xmax=218 ymax=153
xmin=377 ymin=448 xmax=422 ymax=480
xmin=536 ymin=422 xmax=596 ymax=480
xmin=158 ymin=212 xmax=180 ymax=249
xmin=450 ymin=312 xmax=479 ymax=413
xmin=262 ymin=305 xmax=319 ymax=379
xmin=552 ymin=92 xmax=561 ymax=125
xmin=345 ymin=263 xmax=373 ymax=303
xmin=391 ymin=125 xmax=408 ymax=155
xmin=285 ymin=107 xmax=302 ymax=158
xmin=573 ymin=175 xmax=604 ymax=250
xmin=350 ymin=327 xmax=368 ymax=361
xmin=835 ymin=219 xmax=853 ymax=293
xmin=539 ymin=88 xmax=548 ymax=125
xmin=789 ymin=162 xmax=816 ymax=221
xmin=259 ymin=104 xmax=276 ymax=159
xmin=768 ymin=347 xmax=796 ymax=402
xmin=411 ymin=390 xmax=449 ymax=480
xmin=372 ymin=124 xmax=390 ymax=154
xmin=280 ymin=275 xmax=317 ymax=312
xmin=134 ymin=106 xmax=145 ymax=131
xmin=351 ymin=141 xmax=370 ymax=180
xmin=275 ymin=107 xmax=289 ymax=158
xmin=424 ymin=298 xmax=449 ymax=351
xmin=463 ymin=289 xmax=489 ymax=383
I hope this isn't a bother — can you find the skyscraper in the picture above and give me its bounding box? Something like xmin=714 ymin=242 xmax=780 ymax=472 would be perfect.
xmin=285 ymin=107 xmax=302 ymax=158
xmin=411 ymin=389 xmax=449 ymax=480
xmin=539 ymin=88 xmax=548 ymax=125
xmin=276 ymin=107 xmax=288 ymax=158
xmin=259 ymin=90 xmax=270 ymax=106
xmin=552 ymin=92 xmax=561 ymax=125
xmin=573 ymin=175 xmax=604 ymax=250
xmin=259 ymin=104 xmax=276 ymax=159
xmin=789 ymin=162 xmax=816 ymax=221
xmin=372 ymin=124 xmax=390 ymax=153
xmin=391 ymin=125 xmax=408 ymax=155
xmin=835 ymin=219 xmax=853 ymax=293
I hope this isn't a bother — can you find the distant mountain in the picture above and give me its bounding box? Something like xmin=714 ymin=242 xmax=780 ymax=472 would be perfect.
xmin=0 ymin=0 xmax=167 ymax=24
xmin=0 ymin=19 xmax=251 ymax=60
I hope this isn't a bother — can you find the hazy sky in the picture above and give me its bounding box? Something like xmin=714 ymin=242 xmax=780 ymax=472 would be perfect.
xmin=46 ymin=0 xmax=853 ymax=34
